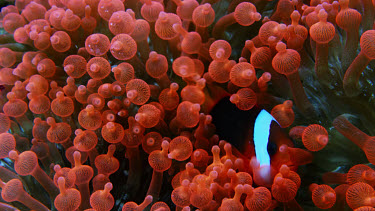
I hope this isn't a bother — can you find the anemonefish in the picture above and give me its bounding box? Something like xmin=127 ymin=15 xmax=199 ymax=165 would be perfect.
xmin=209 ymin=96 xmax=294 ymax=187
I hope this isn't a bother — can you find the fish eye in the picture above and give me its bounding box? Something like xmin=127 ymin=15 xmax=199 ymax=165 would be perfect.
xmin=267 ymin=141 xmax=277 ymax=156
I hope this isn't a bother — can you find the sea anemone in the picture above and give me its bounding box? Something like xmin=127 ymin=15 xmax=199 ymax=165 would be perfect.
xmin=0 ymin=0 xmax=375 ymax=210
